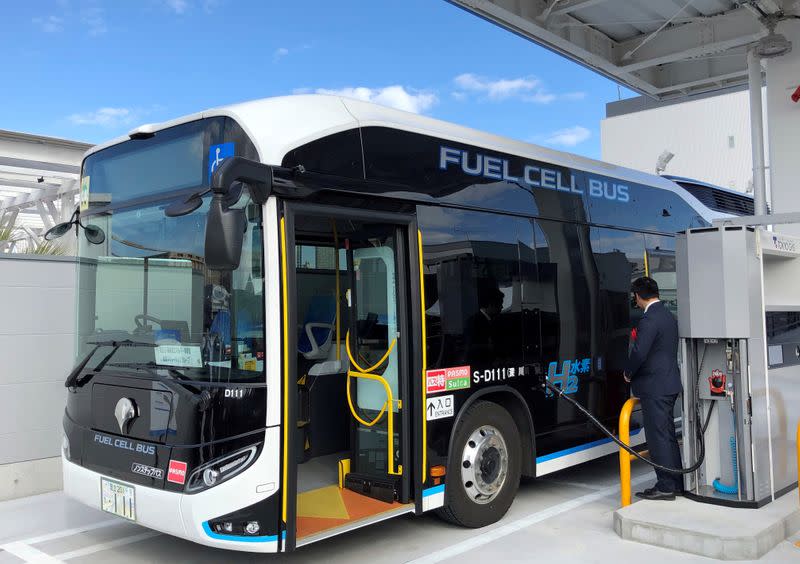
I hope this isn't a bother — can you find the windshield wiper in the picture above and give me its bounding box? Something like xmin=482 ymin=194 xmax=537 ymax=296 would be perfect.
xmin=66 ymin=340 xmax=157 ymax=389
xmin=105 ymin=362 xmax=208 ymax=404
xmin=92 ymin=340 xmax=157 ymax=372
xmin=106 ymin=361 xmax=191 ymax=381
xmin=86 ymin=339 xmax=158 ymax=347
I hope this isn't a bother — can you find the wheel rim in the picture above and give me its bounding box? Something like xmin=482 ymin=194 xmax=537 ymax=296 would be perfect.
xmin=460 ymin=424 xmax=509 ymax=504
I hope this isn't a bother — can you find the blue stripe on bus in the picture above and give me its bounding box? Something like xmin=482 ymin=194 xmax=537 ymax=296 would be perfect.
xmin=202 ymin=521 xmax=284 ymax=543
xmin=422 ymin=484 xmax=445 ymax=497
xmin=536 ymin=428 xmax=643 ymax=464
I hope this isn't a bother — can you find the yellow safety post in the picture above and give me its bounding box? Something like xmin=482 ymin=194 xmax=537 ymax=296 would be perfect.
xmin=619 ymin=397 xmax=640 ymax=507
xmin=796 ymin=419 xmax=800 ymax=549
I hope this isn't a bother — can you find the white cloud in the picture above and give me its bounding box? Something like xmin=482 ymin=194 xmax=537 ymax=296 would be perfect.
xmin=525 ymin=91 xmax=557 ymax=104
xmin=165 ymin=0 xmax=188 ymax=14
xmin=68 ymin=107 xmax=134 ymax=127
xmin=203 ymin=0 xmax=221 ymax=13
xmin=454 ymin=73 xmax=542 ymax=100
xmin=543 ymin=126 xmax=591 ymax=147
xmin=32 ymin=15 xmax=64 ymax=33
xmin=307 ymin=85 xmax=437 ymax=114
xmin=82 ymin=6 xmax=107 ymax=36
xmin=273 ymin=47 xmax=289 ymax=61
xmin=67 ymin=103 xmax=165 ymax=127
xmin=69 ymin=105 xmax=164 ymax=128
xmin=453 ymin=73 xmax=588 ymax=104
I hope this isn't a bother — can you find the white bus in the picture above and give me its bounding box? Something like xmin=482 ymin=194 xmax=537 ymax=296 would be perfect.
xmin=51 ymin=95 xmax=750 ymax=552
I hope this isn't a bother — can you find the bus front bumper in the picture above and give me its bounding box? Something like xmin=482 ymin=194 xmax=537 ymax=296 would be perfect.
xmin=61 ymin=427 xmax=282 ymax=553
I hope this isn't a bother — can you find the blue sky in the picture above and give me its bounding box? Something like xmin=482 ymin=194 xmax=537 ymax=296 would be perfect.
xmin=2 ymin=0 xmax=635 ymax=159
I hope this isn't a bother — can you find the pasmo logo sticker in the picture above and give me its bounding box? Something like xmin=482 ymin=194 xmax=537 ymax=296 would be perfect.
xmin=167 ymin=460 xmax=188 ymax=484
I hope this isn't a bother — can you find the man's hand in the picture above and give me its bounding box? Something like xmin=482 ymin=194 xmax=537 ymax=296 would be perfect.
xmin=624 ymin=371 xmax=631 ymax=383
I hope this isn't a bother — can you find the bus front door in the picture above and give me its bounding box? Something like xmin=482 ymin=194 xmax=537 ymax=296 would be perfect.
xmin=285 ymin=205 xmax=416 ymax=548
xmin=345 ymin=236 xmax=406 ymax=501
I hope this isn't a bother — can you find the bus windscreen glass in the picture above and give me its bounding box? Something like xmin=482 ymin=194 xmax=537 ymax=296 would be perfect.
xmin=82 ymin=121 xmax=211 ymax=206
xmin=75 ymin=118 xmax=265 ymax=384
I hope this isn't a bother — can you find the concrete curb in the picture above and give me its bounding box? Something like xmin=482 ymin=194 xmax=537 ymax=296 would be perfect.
xmin=0 ymin=457 xmax=62 ymax=502
xmin=613 ymin=491 xmax=800 ymax=560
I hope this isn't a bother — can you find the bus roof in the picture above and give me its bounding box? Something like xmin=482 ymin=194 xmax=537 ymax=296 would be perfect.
xmin=85 ymin=94 xmax=729 ymax=222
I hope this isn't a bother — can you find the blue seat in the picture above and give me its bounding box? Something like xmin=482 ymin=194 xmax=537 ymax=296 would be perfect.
xmin=298 ymin=295 xmax=337 ymax=359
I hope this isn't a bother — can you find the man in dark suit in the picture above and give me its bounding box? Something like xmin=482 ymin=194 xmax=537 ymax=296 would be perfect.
xmin=625 ymin=277 xmax=683 ymax=500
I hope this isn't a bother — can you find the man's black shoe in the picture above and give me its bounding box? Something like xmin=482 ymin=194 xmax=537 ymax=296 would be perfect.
xmin=635 ymin=487 xmax=676 ymax=501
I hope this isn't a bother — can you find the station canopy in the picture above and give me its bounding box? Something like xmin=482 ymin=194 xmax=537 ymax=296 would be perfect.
xmin=0 ymin=130 xmax=90 ymax=252
xmin=450 ymin=0 xmax=796 ymax=99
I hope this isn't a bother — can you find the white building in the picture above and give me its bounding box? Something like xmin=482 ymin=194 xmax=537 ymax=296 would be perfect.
xmin=601 ymin=86 xmax=767 ymax=195
xmin=0 ymin=130 xmax=90 ymax=500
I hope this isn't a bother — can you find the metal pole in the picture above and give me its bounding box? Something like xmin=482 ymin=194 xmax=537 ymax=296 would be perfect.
xmin=748 ymin=49 xmax=768 ymax=217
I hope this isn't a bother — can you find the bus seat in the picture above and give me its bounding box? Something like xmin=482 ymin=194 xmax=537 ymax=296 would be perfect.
xmin=298 ymin=295 xmax=337 ymax=360
xmin=308 ymin=343 xmax=348 ymax=376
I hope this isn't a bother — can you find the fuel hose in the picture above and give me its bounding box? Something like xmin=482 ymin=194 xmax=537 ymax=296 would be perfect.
xmin=543 ymin=379 xmax=708 ymax=475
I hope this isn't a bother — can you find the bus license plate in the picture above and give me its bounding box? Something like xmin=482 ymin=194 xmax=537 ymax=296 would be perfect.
xmin=101 ymin=478 xmax=136 ymax=521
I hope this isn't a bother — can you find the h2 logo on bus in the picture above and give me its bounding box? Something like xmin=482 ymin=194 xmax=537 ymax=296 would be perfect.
xmin=545 ymin=358 xmax=590 ymax=397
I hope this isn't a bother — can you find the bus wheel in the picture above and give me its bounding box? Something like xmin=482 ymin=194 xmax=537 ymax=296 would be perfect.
xmin=436 ymin=400 xmax=521 ymax=528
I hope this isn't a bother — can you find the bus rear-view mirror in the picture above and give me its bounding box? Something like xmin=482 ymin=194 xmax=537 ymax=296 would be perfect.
xmin=204 ymin=157 xmax=273 ymax=270
xmin=204 ymin=192 xmax=247 ymax=270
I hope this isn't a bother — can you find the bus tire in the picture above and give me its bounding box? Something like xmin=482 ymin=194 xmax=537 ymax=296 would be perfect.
xmin=436 ymin=400 xmax=521 ymax=528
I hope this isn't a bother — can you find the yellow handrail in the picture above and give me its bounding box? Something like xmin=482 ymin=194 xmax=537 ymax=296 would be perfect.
xmin=346 ymin=372 xmax=389 ymax=427
xmin=343 ymin=330 xmax=401 ymax=475
xmin=347 ymin=370 xmax=402 ymax=476
xmin=619 ymin=397 xmax=641 ymax=507
xmin=346 ymin=331 xmax=396 ymax=374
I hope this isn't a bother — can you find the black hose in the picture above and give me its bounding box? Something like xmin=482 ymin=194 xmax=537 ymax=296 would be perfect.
xmin=702 ymin=400 xmax=715 ymax=435
xmin=543 ymin=380 xmax=706 ymax=475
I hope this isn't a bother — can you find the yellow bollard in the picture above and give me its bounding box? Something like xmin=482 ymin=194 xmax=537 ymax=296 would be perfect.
xmin=619 ymin=397 xmax=640 ymax=507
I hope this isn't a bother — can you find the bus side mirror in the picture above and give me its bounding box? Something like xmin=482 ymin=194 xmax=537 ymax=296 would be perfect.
xmin=204 ymin=157 xmax=273 ymax=271
xmin=205 ymin=193 xmax=247 ymax=270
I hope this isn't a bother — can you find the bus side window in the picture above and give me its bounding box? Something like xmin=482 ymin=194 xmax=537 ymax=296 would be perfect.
xmin=588 ymin=181 xmax=707 ymax=233
xmin=644 ymin=234 xmax=677 ymax=314
xmin=592 ymin=227 xmax=646 ymax=377
xmin=418 ymin=207 xmax=526 ymax=371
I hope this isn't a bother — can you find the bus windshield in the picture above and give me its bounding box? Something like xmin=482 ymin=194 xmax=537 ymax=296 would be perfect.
xmin=76 ymin=196 xmax=265 ymax=383
xmin=75 ymin=120 xmax=265 ymax=383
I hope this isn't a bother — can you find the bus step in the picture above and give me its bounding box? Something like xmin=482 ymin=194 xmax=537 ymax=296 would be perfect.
xmin=344 ymin=473 xmax=397 ymax=504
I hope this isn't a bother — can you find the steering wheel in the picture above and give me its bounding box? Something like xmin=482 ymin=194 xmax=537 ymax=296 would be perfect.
xmin=134 ymin=313 xmax=162 ymax=332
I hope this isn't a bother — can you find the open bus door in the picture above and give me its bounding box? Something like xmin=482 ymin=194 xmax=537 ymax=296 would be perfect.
xmin=279 ymin=203 xmax=421 ymax=550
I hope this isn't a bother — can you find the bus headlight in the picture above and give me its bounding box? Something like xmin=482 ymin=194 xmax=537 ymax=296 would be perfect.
xmin=185 ymin=445 xmax=259 ymax=493
xmin=202 ymin=468 xmax=220 ymax=487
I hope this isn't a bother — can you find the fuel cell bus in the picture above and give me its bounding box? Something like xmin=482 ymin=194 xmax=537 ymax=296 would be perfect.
xmin=54 ymin=95 xmax=751 ymax=552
